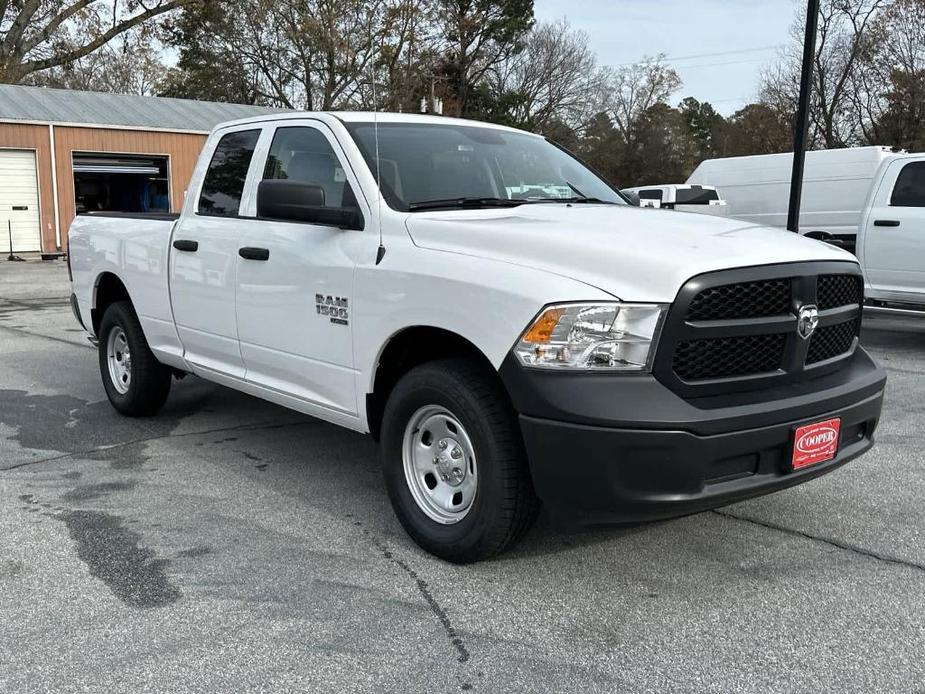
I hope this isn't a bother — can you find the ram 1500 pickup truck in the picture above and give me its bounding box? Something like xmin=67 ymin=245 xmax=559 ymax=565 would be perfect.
xmin=68 ymin=113 xmax=887 ymax=562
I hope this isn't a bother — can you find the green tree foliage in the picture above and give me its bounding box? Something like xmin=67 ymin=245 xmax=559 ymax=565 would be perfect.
xmin=434 ymin=0 xmax=534 ymax=117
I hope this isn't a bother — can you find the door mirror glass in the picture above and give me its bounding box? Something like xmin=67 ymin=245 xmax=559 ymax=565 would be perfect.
xmin=256 ymin=179 xmax=364 ymax=230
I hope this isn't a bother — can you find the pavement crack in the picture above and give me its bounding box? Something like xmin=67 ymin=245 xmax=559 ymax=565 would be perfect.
xmin=366 ymin=532 xmax=470 ymax=663
xmin=713 ymin=509 xmax=925 ymax=573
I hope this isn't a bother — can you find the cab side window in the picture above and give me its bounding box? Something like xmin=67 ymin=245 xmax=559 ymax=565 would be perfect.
xmin=198 ymin=129 xmax=260 ymax=217
xmin=263 ymin=127 xmax=358 ymax=208
xmin=891 ymin=162 xmax=925 ymax=207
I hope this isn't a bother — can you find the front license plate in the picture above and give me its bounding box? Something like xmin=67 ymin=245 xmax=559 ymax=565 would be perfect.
xmin=791 ymin=418 xmax=841 ymax=470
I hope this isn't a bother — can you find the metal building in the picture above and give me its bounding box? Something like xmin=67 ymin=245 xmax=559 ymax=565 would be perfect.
xmin=0 ymin=84 xmax=283 ymax=255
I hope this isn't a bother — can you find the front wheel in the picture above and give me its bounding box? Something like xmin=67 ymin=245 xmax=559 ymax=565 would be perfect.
xmin=380 ymin=359 xmax=539 ymax=563
xmin=98 ymin=301 xmax=172 ymax=416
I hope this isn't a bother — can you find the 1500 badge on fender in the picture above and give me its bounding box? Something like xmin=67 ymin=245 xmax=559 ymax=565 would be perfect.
xmin=316 ymin=294 xmax=348 ymax=325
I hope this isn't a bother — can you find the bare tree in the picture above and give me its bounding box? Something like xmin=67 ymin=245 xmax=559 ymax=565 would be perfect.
xmin=24 ymin=24 xmax=166 ymax=94
xmin=851 ymin=0 xmax=925 ymax=147
xmin=605 ymin=55 xmax=681 ymax=144
xmin=762 ymin=0 xmax=889 ymax=148
xmin=0 ymin=0 xmax=186 ymax=83
xmin=493 ymin=18 xmax=607 ymax=131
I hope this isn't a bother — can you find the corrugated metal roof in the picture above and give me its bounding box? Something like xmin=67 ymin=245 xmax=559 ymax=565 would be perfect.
xmin=0 ymin=84 xmax=287 ymax=132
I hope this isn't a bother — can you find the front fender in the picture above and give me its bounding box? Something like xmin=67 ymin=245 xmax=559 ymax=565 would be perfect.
xmin=353 ymin=244 xmax=616 ymax=395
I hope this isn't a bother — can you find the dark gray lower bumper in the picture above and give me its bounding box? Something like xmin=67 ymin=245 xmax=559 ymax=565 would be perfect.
xmin=500 ymin=350 xmax=886 ymax=524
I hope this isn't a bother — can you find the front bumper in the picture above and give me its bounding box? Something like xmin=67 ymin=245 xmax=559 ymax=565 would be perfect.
xmin=500 ymin=349 xmax=886 ymax=524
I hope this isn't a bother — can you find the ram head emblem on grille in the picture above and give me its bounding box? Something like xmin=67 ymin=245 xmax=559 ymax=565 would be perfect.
xmin=797 ymin=305 xmax=820 ymax=340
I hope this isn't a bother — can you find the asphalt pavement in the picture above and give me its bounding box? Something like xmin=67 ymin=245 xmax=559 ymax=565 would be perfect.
xmin=1 ymin=260 xmax=923 ymax=693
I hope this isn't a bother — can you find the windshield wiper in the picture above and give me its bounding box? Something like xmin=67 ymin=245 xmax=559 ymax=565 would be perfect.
xmin=532 ymin=196 xmax=619 ymax=205
xmin=526 ymin=181 xmax=618 ymax=205
xmin=407 ymin=197 xmax=527 ymax=212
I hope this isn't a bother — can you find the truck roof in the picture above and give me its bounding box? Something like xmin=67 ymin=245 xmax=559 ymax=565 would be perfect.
xmin=211 ymin=110 xmax=541 ymax=137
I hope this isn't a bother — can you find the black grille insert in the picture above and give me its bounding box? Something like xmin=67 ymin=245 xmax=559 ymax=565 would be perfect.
xmin=673 ymin=334 xmax=786 ymax=381
xmin=656 ymin=263 xmax=864 ymax=396
xmin=817 ymin=274 xmax=862 ymax=310
xmin=687 ymin=279 xmax=791 ymax=321
xmin=807 ymin=318 xmax=859 ymax=364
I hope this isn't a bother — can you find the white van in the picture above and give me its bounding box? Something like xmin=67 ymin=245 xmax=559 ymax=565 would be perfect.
xmin=687 ymin=146 xmax=899 ymax=250
xmin=621 ymin=184 xmax=729 ymax=216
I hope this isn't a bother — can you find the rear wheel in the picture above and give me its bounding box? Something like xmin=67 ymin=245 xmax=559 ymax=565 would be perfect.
xmin=98 ymin=301 xmax=171 ymax=416
xmin=380 ymin=359 xmax=539 ymax=563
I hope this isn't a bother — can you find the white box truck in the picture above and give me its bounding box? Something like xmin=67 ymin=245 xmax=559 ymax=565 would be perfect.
xmin=687 ymin=146 xmax=899 ymax=251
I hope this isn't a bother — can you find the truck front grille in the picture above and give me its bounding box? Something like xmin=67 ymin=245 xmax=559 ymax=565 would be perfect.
xmin=686 ymin=278 xmax=792 ymax=321
xmin=817 ymin=274 xmax=863 ymax=310
xmin=807 ymin=318 xmax=860 ymax=364
xmin=654 ymin=263 xmax=863 ymax=397
xmin=673 ymin=334 xmax=786 ymax=381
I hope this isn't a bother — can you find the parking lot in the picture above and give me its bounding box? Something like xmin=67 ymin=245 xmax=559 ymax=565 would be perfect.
xmin=1 ymin=260 xmax=923 ymax=693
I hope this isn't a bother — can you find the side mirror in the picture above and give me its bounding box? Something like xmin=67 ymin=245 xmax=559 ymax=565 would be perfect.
xmin=256 ymin=179 xmax=364 ymax=230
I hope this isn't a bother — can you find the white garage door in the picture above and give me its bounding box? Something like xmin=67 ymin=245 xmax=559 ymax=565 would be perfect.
xmin=0 ymin=150 xmax=42 ymax=253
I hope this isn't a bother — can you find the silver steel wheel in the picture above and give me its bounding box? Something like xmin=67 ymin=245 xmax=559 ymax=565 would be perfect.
xmin=106 ymin=326 xmax=132 ymax=395
xmin=402 ymin=405 xmax=478 ymax=524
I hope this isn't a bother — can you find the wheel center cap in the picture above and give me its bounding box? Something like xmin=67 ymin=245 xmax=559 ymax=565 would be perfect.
xmin=435 ymin=438 xmax=466 ymax=487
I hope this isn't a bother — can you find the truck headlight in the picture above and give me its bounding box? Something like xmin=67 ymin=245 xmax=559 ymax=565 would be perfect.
xmin=514 ymin=303 xmax=667 ymax=371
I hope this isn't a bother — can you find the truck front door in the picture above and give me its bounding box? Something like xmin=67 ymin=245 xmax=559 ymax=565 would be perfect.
xmin=234 ymin=121 xmax=368 ymax=420
xmin=862 ymin=158 xmax=925 ymax=303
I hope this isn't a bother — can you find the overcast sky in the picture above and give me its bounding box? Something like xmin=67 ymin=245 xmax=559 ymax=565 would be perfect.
xmin=534 ymin=0 xmax=799 ymax=115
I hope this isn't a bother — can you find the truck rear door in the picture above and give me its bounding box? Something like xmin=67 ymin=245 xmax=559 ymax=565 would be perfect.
xmin=861 ymin=157 xmax=925 ymax=303
xmin=169 ymin=126 xmax=262 ymax=378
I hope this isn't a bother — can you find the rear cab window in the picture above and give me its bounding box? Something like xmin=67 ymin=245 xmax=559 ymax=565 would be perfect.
xmin=676 ymin=187 xmax=719 ymax=205
xmin=637 ymin=189 xmax=664 ymax=201
xmin=198 ymin=129 xmax=261 ymax=217
xmin=891 ymin=162 xmax=925 ymax=207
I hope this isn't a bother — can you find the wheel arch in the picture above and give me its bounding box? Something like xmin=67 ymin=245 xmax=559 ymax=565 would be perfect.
xmin=91 ymin=271 xmax=132 ymax=336
xmin=366 ymin=325 xmax=503 ymax=441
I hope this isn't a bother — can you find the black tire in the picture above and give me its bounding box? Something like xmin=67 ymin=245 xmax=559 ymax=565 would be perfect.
xmin=380 ymin=358 xmax=539 ymax=563
xmin=98 ymin=300 xmax=172 ymax=416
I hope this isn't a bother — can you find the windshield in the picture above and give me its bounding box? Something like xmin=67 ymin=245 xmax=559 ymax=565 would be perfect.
xmin=344 ymin=122 xmax=626 ymax=211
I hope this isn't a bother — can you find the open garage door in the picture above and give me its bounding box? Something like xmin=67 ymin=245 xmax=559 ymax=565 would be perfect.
xmin=0 ymin=149 xmax=41 ymax=253
xmin=73 ymin=153 xmax=170 ymax=215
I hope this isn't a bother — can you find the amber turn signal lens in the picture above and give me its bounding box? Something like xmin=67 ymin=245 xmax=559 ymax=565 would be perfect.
xmin=522 ymin=307 xmax=565 ymax=344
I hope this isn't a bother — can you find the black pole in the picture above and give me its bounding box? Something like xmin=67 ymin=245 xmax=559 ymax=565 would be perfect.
xmin=7 ymin=220 xmax=13 ymax=261
xmin=787 ymin=0 xmax=820 ymax=233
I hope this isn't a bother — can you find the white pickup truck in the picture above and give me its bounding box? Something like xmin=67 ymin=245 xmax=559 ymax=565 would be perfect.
xmin=68 ymin=113 xmax=886 ymax=562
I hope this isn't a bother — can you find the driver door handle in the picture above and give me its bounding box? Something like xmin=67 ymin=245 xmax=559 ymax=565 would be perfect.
xmin=874 ymin=220 xmax=901 ymax=227
xmin=239 ymin=247 xmax=270 ymax=261
xmin=172 ymin=239 xmax=199 ymax=252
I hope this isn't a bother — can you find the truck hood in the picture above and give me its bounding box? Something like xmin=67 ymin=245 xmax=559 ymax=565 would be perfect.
xmin=404 ymin=204 xmax=856 ymax=302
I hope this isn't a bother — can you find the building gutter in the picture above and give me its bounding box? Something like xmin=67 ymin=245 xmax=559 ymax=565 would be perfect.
xmin=48 ymin=123 xmax=60 ymax=250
